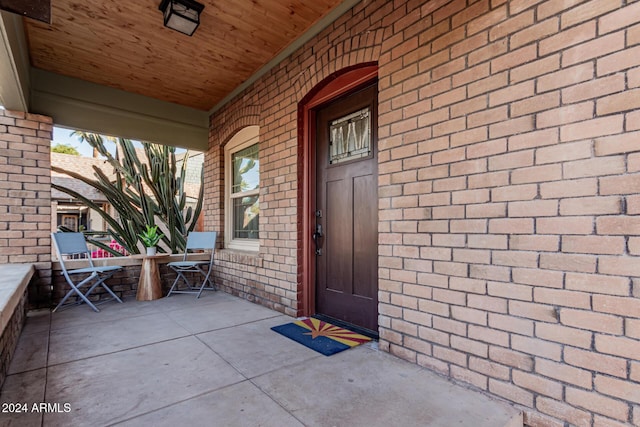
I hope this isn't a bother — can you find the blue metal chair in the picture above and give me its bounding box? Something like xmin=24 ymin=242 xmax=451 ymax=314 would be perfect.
xmin=167 ymin=231 xmax=217 ymax=298
xmin=52 ymin=232 xmax=124 ymax=312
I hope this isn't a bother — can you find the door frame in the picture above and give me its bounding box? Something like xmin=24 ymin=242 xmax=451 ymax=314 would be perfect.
xmin=297 ymin=63 xmax=378 ymax=318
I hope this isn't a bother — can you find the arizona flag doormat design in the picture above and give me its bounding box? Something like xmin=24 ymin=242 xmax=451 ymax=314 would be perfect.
xmin=271 ymin=317 xmax=372 ymax=356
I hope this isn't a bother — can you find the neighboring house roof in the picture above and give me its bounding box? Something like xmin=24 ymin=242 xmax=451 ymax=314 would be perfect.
xmin=51 ymin=150 xmax=203 ymax=203
xmin=51 ymin=152 xmax=111 ymax=202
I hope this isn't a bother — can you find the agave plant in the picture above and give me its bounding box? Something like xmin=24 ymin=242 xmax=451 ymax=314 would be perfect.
xmin=51 ymin=133 xmax=203 ymax=254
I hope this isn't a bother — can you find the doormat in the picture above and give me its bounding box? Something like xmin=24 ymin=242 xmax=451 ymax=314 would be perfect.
xmin=271 ymin=317 xmax=372 ymax=356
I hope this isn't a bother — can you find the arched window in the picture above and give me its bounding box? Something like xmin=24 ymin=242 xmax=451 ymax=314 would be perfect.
xmin=224 ymin=126 xmax=260 ymax=251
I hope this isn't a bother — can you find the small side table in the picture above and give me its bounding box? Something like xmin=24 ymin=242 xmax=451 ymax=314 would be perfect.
xmin=134 ymin=254 xmax=170 ymax=301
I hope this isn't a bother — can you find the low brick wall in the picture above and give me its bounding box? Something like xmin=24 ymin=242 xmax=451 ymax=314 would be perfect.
xmin=0 ymin=264 xmax=36 ymax=389
xmin=51 ymin=254 xmax=211 ymax=304
xmin=0 ymin=288 xmax=27 ymax=389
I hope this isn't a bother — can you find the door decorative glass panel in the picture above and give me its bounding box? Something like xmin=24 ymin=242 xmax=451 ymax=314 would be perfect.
xmin=329 ymin=107 xmax=371 ymax=164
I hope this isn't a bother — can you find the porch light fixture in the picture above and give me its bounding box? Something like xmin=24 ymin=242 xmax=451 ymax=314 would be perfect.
xmin=159 ymin=0 xmax=204 ymax=36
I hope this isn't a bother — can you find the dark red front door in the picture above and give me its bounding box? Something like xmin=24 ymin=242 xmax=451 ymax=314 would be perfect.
xmin=314 ymin=82 xmax=378 ymax=334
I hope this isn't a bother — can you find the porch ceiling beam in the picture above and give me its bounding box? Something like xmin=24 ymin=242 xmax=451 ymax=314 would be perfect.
xmin=30 ymin=69 xmax=209 ymax=151
xmin=209 ymin=0 xmax=362 ymax=114
xmin=0 ymin=11 xmax=30 ymax=111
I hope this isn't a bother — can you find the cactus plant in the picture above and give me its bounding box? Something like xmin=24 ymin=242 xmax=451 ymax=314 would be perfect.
xmin=51 ymin=133 xmax=203 ymax=254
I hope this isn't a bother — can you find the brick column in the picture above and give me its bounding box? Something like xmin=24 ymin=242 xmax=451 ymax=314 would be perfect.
xmin=0 ymin=109 xmax=53 ymax=307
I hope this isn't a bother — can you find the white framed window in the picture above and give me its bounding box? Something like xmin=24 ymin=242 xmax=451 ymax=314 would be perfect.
xmin=225 ymin=126 xmax=260 ymax=251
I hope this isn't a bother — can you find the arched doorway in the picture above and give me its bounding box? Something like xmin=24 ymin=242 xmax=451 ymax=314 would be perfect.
xmin=298 ymin=64 xmax=379 ymax=336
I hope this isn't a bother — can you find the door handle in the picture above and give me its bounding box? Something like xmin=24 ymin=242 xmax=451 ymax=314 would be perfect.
xmin=312 ymin=224 xmax=324 ymax=255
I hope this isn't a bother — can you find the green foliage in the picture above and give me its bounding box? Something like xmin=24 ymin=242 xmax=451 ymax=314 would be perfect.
xmin=51 ymin=133 xmax=204 ymax=254
xmin=138 ymin=225 xmax=164 ymax=247
xmin=51 ymin=143 xmax=80 ymax=155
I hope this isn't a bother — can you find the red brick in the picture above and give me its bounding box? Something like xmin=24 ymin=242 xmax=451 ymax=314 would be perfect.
xmin=452 ymin=248 xmax=489 ymax=264
xmin=535 ymin=287 xmax=591 ymax=309
xmin=511 ymin=91 xmax=560 ymax=117
xmin=563 ymin=74 xmax=625 ymax=104
xmin=451 ymin=306 xmax=488 ymax=325
xmin=595 ymin=374 xmax=640 ymax=404
xmin=451 ymin=335 xmax=488 ymax=357
xmin=536 ymin=322 xmax=592 ymax=348
xmin=566 ymin=387 xmax=629 ymax=422
xmin=540 ymin=252 xmax=597 ymax=273
xmin=489 ymin=312 xmax=534 ymax=336
xmin=537 ymin=397 xmax=592 ymax=427
xmin=540 ymin=21 xmax=596 ymax=56
xmin=595 ymin=132 xmax=640 ymax=156
xmin=468 ymin=107 xmax=509 ymax=128
xmin=450 ymin=159 xmax=488 ymax=178
xmin=511 ymin=164 xmax=562 ymax=184
xmin=563 ymin=155 xmax=626 ymax=178
xmin=469 ymin=356 xmax=510 ymax=380
xmin=509 ymin=235 xmax=559 ymax=252
xmin=467 ymin=72 xmax=509 ymax=98
xmin=593 ymin=294 xmax=640 ymax=319
xmin=468 ymin=171 xmax=510 ymax=188
xmin=451 ymin=32 xmax=489 ymax=60
xmin=536 ymin=140 xmax=591 ymax=165
xmin=433 ymin=345 xmax=467 ymax=367
xmin=488 ymin=9 xmax=534 ymax=41
xmin=491 ymin=184 xmax=537 ymax=202
xmin=511 ymin=17 xmax=559 ymax=50
xmin=600 ymin=1 xmax=640 ymax=34
xmin=489 ymin=379 xmax=534 ymax=407
xmin=467 ymin=6 xmax=508 ymax=36
xmin=537 ymin=62 xmax=594 ymax=93
xmin=562 ymin=235 xmax=625 ymax=254
xmin=561 ymin=0 xmax=620 ymax=29
xmin=631 ymin=24 xmax=640 ymax=49
xmin=598 ymin=88 xmax=640 ymax=116
xmin=599 ymin=256 xmax=640 ymax=276
xmin=432 ymin=316 xmax=466 ymax=336
xmin=524 ymin=411 xmax=565 ymax=427
xmin=508 ymin=200 xmax=558 ymax=217
xmin=466 ymin=139 xmax=507 ymax=159
xmin=466 ymin=202 xmax=506 ymax=218
xmin=536 ymin=101 xmax=594 ymax=129
xmin=561 ymin=307 xmax=623 ymax=334
xmin=537 ymin=358 xmax=593 ymax=388
xmin=565 ymin=272 xmax=630 ymax=296
xmin=513 ymin=370 xmax=563 ymax=400
xmin=488 ymin=218 xmax=533 ymax=234
xmin=560 ymin=115 xmax=624 ymax=142
xmin=565 ymin=347 xmax=627 ymax=378
xmin=488 ymin=150 xmax=533 ymax=171
xmin=540 ymin=178 xmax=597 ymax=199
xmin=536 ymin=216 xmax=592 ymax=234
xmin=489 ymin=80 xmax=535 ymax=107
xmin=563 ymin=30 xmax=625 ymax=68
xmin=597 ymin=216 xmax=640 ymax=235
xmin=600 ymin=173 xmax=640 ymax=195
xmin=509 ymin=300 xmax=558 ymax=322
xmin=598 ymin=45 xmax=640 ymax=76
xmin=468 ymin=294 xmax=508 ymax=313
xmin=467 ymin=234 xmax=508 ymax=249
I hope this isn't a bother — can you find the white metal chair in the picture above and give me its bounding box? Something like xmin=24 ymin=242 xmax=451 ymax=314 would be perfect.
xmin=167 ymin=231 xmax=217 ymax=298
xmin=52 ymin=232 xmax=124 ymax=312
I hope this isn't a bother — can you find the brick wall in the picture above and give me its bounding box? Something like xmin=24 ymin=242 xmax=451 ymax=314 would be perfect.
xmin=51 ymin=258 xmax=207 ymax=304
xmin=206 ymin=0 xmax=640 ymax=425
xmin=0 ymin=287 xmax=27 ymax=389
xmin=0 ymin=109 xmax=53 ymax=307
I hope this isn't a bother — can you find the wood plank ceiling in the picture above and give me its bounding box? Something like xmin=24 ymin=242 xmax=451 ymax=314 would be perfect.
xmin=23 ymin=0 xmax=345 ymax=111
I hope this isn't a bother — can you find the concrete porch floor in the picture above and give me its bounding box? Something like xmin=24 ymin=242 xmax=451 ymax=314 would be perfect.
xmin=1 ymin=291 xmax=521 ymax=426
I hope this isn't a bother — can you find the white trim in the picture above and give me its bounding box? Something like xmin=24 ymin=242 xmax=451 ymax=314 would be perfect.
xmin=224 ymin=126 xmax=260 ymax=252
